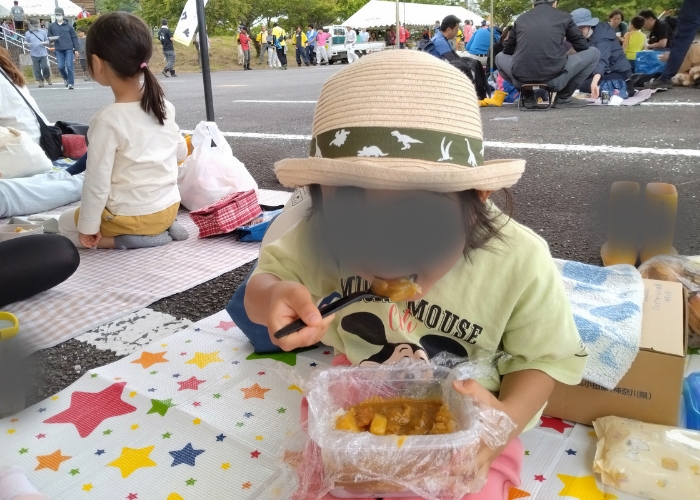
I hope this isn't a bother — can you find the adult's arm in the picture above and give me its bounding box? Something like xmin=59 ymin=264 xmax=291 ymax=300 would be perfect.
xmin=648 ymin=22 xmax=671 ymax=49
xmin=465 ymin=34 xmax=474 ymax=52
xmin=441 ymin=50 xmax=459 ymax=62
xmin=70 ymin=26 xmax=80 ymax=52
xmin=622 ymin=31 xmax=630 ymax=51
xmin=649 ymin=38 xmax=668 ymax=49
xmin=503 ymin=25 xmax=517 ymax=55
xmin=565 ymin=19 xmax=588 ymax=52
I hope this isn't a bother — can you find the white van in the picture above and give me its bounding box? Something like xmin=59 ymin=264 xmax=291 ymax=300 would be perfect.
xmin=322 ymin=25 xmax=386 ymax=64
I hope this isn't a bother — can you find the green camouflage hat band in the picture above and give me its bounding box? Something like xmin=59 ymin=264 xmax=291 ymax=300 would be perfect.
xmin=309 ymin=127 xmax=484 ymax=168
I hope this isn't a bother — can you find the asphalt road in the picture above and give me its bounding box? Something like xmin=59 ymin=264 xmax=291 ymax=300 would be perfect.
xmin=23 ymin=63 xmax=700 ymax=405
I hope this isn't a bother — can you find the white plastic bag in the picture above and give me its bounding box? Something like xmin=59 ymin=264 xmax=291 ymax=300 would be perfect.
xmin=0 ymin=126 xmax=52 ymax=179
xmin=177 ymin=121 xmax=257 ymax=211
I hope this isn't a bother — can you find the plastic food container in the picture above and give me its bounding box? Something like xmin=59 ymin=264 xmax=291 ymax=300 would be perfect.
xmin=0 ymin=223 xmax=43 ymax=242
xmin=684 ymin=372 xmax=700 ymax=431
xmin=306 ymin=363 xmax=502 ymax=499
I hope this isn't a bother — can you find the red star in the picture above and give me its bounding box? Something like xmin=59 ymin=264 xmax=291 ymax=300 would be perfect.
xmin=126 ymin=494 xmax=138 ymax=500
xmin=180 ymin=352 xmax=187 ymax=356
xmin=43 ymin=382 xmax=137 ymax=438
xmin=36 ymin=433 xmax=46 ymax=439
xmin=216 ymin=321 xmax=236 ymax=331
xmin=192 ymin=402 xmax=201 ymax=407
xmin=177 ymin=376 xmax=206 ymax=391
xmin=250 ymin=450 xmax=261 ymax=458
xmin=534 ymin=475 xmax=546 ymax=482
xmin=257 ymin=371 xmax=265 ymax=376
xmin=242 ymin=482 xmax=252 ymax=489
xmin=323 ymin=351 xmax=331 ymax=355
xmin=539 ymin=416 xmax=574 ymax=434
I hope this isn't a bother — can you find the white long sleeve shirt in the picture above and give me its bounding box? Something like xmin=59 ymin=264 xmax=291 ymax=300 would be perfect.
xmin=0 ymin=69 xmax=51 ymax=145
xmin=78 ymin=100 xmax=186 ymax=234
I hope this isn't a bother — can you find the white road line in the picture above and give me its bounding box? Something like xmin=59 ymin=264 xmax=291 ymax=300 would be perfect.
xmin=641 ymin=102 xmax=700 ymax=106
xmin=181 ymin=130 xmax=700 ymax=157
xmin=232 ymin=99 xmax=317 ymax=103
xmin=227 ymin=99 xmax=700 ymax=107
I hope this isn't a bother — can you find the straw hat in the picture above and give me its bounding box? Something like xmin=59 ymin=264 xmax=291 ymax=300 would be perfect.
xmin=275 ymin=50 xmax=525 ymax=192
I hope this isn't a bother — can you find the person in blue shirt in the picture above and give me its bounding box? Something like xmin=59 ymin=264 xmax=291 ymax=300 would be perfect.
xmin=465 ymin=20 xmax=500 ymax=65
xmin=426 ymin=14 xmax=461 ymax=61
xmin=306 ymin=24 xmax=317 ymax=65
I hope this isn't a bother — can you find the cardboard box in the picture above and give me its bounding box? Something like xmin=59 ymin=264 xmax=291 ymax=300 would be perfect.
xmin=545 ymin=279 xmax=687 ymax=426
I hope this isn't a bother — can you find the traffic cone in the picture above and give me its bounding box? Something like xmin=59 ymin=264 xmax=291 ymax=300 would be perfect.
xmin=640 ymin=182 xmax=678 ymax=263
xmin=482 ymin=90 xmax=508 ymax=107
xmin=600 ymin=181 xmax=640 ymax=267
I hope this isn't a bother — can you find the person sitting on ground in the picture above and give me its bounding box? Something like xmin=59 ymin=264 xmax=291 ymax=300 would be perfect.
xmin=623 ymin=16 xmax=647 ymax=73
xmin=608 ymin=9 xmax=628 ymax=43
xmin=572 ymin=9 xmax=631 ymax=99
xmin=58 ymin=13 xmax=188 ymax=250
xmin=639 ymin=9 xmax=674 ymax=50
xmin=426 ymin=14 xmax=461 ymax=61
xmin=465 ymin=20 xmax=500 ymax=65
xmin=496 ymin=0 xmax=600 ymax=109
xmin=0 ymin=48 xmax=52 ymax=145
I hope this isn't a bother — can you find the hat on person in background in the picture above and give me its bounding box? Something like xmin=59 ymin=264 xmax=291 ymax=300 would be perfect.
xmin=54 ymin=7 xmax=64 ymax=16
xmin=571 ymin=8 xmax=600 ymax=27
xmin=274 ymin=50 xmax=525 ymax=192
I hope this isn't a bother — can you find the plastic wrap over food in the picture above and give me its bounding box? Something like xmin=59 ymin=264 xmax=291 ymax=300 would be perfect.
xmin=269 ymin=355 xmax=515 ymax=500
xmin=639 ymin=254 xmax=700 ymax=347
xmin=593 ymin=416 xmax=700 ymax=499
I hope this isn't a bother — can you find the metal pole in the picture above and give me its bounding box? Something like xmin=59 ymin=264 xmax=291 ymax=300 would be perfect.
xmin=195 ymin=0 xmax=214 ymax=121
xmin=395 ymin=0 xmax=400 ymax=49
xmin=489 ymin=0 xmax=494 ymax=73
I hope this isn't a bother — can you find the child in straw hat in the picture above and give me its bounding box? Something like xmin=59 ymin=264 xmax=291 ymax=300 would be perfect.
xmin=245 ymin=50 xmax=586 ymax=498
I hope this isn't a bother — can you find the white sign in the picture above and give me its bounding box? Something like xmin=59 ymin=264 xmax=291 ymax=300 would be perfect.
xmin=173 ymin=0 xmax=208 ymax=47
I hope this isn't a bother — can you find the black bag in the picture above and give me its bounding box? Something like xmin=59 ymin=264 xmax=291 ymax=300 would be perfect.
xmin=0 ymin=69 xmax=63 ymax=160
xmin=55 ymin=121 xmax=89 ymax=138
xmin=450 ymin=57 xmax=491 ymax=100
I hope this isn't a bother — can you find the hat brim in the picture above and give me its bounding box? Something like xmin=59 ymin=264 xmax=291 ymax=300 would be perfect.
xmin=274 ymin=157 xmax=525 ymax=192
xmin=576 ymin=17 xmax=599 ymax=26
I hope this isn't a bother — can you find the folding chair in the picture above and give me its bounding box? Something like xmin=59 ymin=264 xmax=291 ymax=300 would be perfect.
xmin=519 ymin=83 xmax=557 ymax=111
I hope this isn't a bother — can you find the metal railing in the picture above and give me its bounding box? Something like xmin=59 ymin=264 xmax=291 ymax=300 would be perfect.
xmin=2 ymin=27 xmax=58 ymax=66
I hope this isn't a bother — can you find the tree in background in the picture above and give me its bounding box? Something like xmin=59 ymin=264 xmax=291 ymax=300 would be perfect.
xmin=96 ymin=0 xmax=140 ymax=13
xmin=139 ymin=0 xmax=250 ymax=34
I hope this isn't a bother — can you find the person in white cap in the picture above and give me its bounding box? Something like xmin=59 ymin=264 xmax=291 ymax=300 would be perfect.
xmin=244 ymin=50 xmax=587 ymax=497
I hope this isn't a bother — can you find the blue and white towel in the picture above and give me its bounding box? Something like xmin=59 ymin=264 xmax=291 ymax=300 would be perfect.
xmin=555 ymin=259 xmax=644 ymax=390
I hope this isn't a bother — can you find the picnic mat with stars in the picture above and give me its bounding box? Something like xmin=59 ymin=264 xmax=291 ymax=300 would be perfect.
xmin=2 ymin=189 xmax=291 ymax=354
xmin=0 ymin=309 xmax=677 ymax=500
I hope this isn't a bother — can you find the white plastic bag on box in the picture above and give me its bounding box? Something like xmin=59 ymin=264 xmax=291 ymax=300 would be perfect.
xmin=177 ymin=121 xmax=257 ymax=211
xmin=0 ymin=126 xmax=52 ymax=179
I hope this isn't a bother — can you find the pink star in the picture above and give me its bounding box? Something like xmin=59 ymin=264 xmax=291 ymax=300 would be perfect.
xmin=126 ymin=494 xmax=138 ymax=500
xmin=250 ymin=450 xmax=261 ymax=458
xmin=36 ymin=433 xmax=46 ymax=439
xmin=534 ymin=475 xmax=546 ymax=482
xmin=539 ymin=416 xmax=574 ymax=434
xmin=323 ymin=351 xmax=331 ymax=355
xmin=257 ymin=371 xmax=265 ymax=376
xmin=216 ymin=321 xmax=236 ymax=331
xmin=192 ymin=402 xmax=201 ymax=407
xmin=177 ymin=376 xmax=206 ymax=391
xmin=43 ymin=382 xmax=137 ymax=438
xmin=180 ymin=352 xmax=187 ymax=356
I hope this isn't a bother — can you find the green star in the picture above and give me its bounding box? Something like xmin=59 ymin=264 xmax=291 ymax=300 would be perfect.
xmin=185 ymin=478 xmax=196 ymax=486
xmin=18 ymin=448 xmax=28 ymax=454
xmin=213 ymin=393 xmax=221 ymax=399
xmin=149 ymin=370 xmax=158 ymax=375
xmin=524 ymin=450 xmax=530 ymax=456
xmin=147 ymin=398 xmax=176 ymax=417
xmin=69 ymin=468 xmax=80 ymax=476
xmin=185 ymin=340 xmax=192 ymax=343
xmin=162 ymin=432 xmax=172 ymax=439
xmin=102 ymin=429 xmax=112 ymax=435
xmin=236 ymin=422 xmax=244 ymax=427
xmin=90 ymin=373 xmax=98 ymax=378
xmin=277 ymin=407 xmax=286 ymax=414
xmin=246 ymin=345 xmax=316 ymax=367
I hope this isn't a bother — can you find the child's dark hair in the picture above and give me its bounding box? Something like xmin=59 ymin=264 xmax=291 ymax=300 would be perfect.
xmin=307 ymin=185 xmax=514 ymax=258
xmin=630 ymin=16 xmax=645 ymax=30
xmin=86 ymin=12 xmax=167 ymax=125
xmin=77 ymin=27 xmax=86 ymax=33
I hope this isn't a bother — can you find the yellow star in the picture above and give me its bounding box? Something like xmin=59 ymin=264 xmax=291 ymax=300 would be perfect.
xmin=166 ymin=494 xmax=184 ymax=500
xmin=51 ymin=395 xmax=59 ymax=401
xmin=691 ymin=464 xmax=700 ymax=475
xmin=222 ymin=374 xmax=230 ymax=379
xmin=7 ymin=429 xmax=15 ymax=434
xmin=288 ymin=384 xmax=303 ymax=394
xmin=10 ymin=418 xmax=18 ymax=422
xmin=35 ymin=449 xmax=72 ymax=471
xmin=557 ymin=474 xmax=617 ymax=500
xmin=131 ymin=424 xmax=139 ymax=430
xmin=232 ymin=347 xmax=239 ymax=351
xmin=241 ymin=383 xmax=272 ymax=399
xmin=131 ymin=351 xmax=169 ymax=369
xmin=161 ymin=343 xmax=167 ymax=347
xmin=255 ymin=435 xmax=264 ymax=441
xmin=107 ymin=446 xmax=156 ymax=478
xmin=186 ymin=351 xmax=224 ymax=369
xmin=271 ymin=486 xmax=283 ymax=497
xmin=129 ymin=391 xmax=137 ymax=398
xmin=221 ymin=462 xmax=231 ymax=470
xmin=588 ymin=430 xmax=597 ymax=438
xmin=193 ymin=418 xmax=201 ymax=425
xmin=82 ymin=484 xmax=93 ymax=492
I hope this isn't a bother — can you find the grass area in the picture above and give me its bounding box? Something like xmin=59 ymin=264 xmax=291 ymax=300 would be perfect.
xmin=162 ymin=36 xmax=274 ymax=74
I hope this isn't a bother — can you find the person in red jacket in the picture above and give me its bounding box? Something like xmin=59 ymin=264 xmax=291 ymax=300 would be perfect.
xmin=77 ymin=8 xmax=90 ymax=19
xmin=239 ymin=27 xmax=252 ymax=70
xmin=399 ymin=23 xmax=409 ymax=48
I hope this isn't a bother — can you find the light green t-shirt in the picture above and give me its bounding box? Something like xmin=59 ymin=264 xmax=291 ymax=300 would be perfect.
xmin=253 ymin=212 xmax=586 ymax=428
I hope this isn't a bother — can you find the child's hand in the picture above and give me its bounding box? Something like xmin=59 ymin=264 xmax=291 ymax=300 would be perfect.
xmin=78 ymin=231 xmax=101 ymax=249
xmin=267 ymin=281 xmax=336 ymax=352
xmin=452 ymin=379 xmax=512 ymax=473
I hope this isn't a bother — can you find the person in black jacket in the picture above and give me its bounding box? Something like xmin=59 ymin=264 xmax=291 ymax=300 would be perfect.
xmin=159 ymin=19 xmax=176 ymax=77
xmin=47 ymin=8 xmax=79 ymax=89
xmin=571 ymin=9 xmax=631 ymax=98
xmin=495 ymin=0 xmax=600 ymax=108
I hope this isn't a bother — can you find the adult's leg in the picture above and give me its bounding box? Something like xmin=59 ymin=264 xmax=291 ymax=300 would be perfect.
xmin=268 ymin=47 xmax=274 ymax=66
xmin=31 ymin=56 xmax=42 ymax=82
xmin=244 ymin=49 xmax=250 ymax=68
xmin=54 ymin=50 xmax=68 ymax=82
xmin=295 ymin=47 xmax=302 ymax=66
xmin=164 ymin=50 xmax=175 ymax=72
xmin=169 ymin=51 xmax=176 ymax=75
xmin=277 ymin=47 xmax=287 ymax=67
xmin=321 ymin=46 xmax=329 ymax=63
xmin=552 ymin=47 xmax=600 ymax=100
xmin=40 ymin=56 xmax=51 ymax=81
xmin=660 ymin=0 xmax=700 ymax=80
xmin=0 ymin=171 xmax=83 ymax=219
xmin=0 ymin=234 xmax=80 ymax=307
xmin=57 ymin=207 xmax=82 ymax=247
xmin=64 ymin=49 xmax=75 ymax=86
xmin=66 ymin=152 xmax=87 ymax=175
xmin=307 ymin=45 xmax=315 ymax=64
xmin=495 ymin=53 xmax=520 ymax=88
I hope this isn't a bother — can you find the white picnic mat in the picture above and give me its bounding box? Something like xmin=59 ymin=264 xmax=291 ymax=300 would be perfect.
xmin=4 ymin=189 xmax=291 ymax=354
xmin=0 ymin=309 xmax=661 ymax=500
xmin=585 ymin=88 xmax=656 ymax=106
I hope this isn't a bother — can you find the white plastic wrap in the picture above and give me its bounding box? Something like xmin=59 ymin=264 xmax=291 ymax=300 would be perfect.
xmin=269 ymin=355 xmax=515 ymax=500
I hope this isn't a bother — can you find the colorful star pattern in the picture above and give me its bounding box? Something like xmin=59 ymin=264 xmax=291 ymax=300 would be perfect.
xmin=163 ymin=432 xmax=172 ymax=439
xmin=95 ymin=449 xmax=105 ymax=456
xmin=557 ymin=474 xmax=617 ymax=500
xmin=244 ymin=344 xmax=319 ymax=366
xmin=82 ymin=484 xmax=93 ymax=492
xmin=193 ymin=418 xmax=201 ymax=425
xmin=216 ymin=320 xmax=236 ymax=331
xmin=216 ymin=434 xmax=226 ymax=442
xmin=539 ymin=416 xmax=574 ymax=434
xmin=250 ymin=450 xmax=261 ymax=458
xmin=169 ymin=443 xmax=205 ymax=466
xmin=126 ymin=494 xmax=137 ymax=500
xmin=36 ymin=433 xmax=46 ymax=439
xmin=147 ymin=398 xmax=176 ymax=417
xmin=288 ymin=384 xmax=303 ymax=393
xmin=242 ymin=482 xmax=252 ymax=489
xmin=534 ymin=474 xmax=545 ymax=482
xmin=241 ymin=383 xmax=272 ymax=399
xmin=221 ymin=463 xmax=231 ymax=470
xmin=19 ymin=448 xmax=28 ymax=454
xmin=185 ymin=351 xmax=224 ymax=369
xmin=277 ymin=407 xmax=286 ymax=413
xmin=108 ymin=446 xmax=157 ymax=478
xmin=565 ymin=448 xmax=577 ymax=455
xmin=43 ymin=382 xmax=137 ymax=438
xmin=507 ymin=487 xmax=531 ymax=499
xmin=177 ymin=376 xmax=206 ymax=391
xmin=185 ymin=478 xmax=196 ymax=486
xmin=35 ymin=450 xmax=72 ymax=471
xmin=69 ymin=468 xmax=80 ymax=476
xmin=131 ymin=351 xmax=169 ymax=369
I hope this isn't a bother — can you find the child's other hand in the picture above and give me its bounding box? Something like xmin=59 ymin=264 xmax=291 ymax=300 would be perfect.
xmin=78 ymin=231 xmax=101 ymax=248
xmin=452 ymin=379 xmax=512 ymax=473
xmin=268 ymin=282 xmax=335 ymax=351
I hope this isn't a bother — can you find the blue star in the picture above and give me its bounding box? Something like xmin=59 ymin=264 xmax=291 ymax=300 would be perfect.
xmin=194 ymin=328 xmax=201 ymax=332
xmin=216 ymin=339 xmax=224 ymax=342
xmin=169 ymin=442 xmax=205 ymax=467
xmin=244 ymin=412 xmax=253 ymax=418
xmin=95 ymin=449 xmax=105 ymax=456
xmin=216 ymin=433 xmax=226 ymax=442
xmin=565 ymin=449 xmax=577 ymax=456
xmin=37 ymin=408 xmax=46 ymax=413
xmin=232 ymin=361 xmax=240 ymax=365
xmin=172 ymin=373 xmax=180 ymax=378
xmin=148 ymin=388 xmax=156 ymax=392
xmin=310 ymin=362 xmax=317 ymax=367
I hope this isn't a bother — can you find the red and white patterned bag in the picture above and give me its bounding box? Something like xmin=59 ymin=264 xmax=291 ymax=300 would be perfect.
xmin=189 ymin=190 xmax=262 ymax=238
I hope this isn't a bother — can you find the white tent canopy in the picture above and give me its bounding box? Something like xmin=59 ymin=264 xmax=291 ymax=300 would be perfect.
xmin=343 ymin=0 xmax=483 ymax=29
xmin=0 ymin=4 xmax=9 ymax=16
xmin=0 ymin=0 xmax=82 ymax=18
